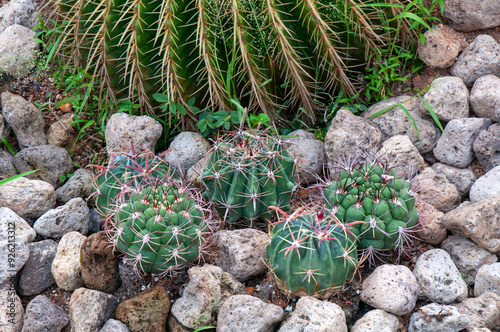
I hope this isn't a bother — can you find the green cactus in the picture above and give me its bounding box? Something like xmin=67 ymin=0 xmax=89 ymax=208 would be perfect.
xmin=201 ymin=129 xmax=297 ymax=224
xmin=107 ymin=177 xmax=208 ymax=275
xmin=41 ymin=0 xmax=420 ymax=124
xmin=323 ymin=154 xmax=419 ymax=257
xmin=266 ymin=206 xmax=358 ymax=298
xmin=92 ymin=151 xmax=177 ymax=217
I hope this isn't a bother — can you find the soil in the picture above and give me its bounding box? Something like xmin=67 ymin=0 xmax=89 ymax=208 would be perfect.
xmin=0 ymin=3 xmax=496 ymax=331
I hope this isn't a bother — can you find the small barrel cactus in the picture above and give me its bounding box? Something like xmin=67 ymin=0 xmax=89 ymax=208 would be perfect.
xmin=266 ymin=207 xmax=358 ymax=298
xmin=92 ymin=151 xmax=177 ymax=217
xmin=107 ymin=177 xmax=208 ymax=275
xmin=201 ymin=129 xmax=297 ymax=224
xmin=323 ymin=153 xmax=419 ymax=256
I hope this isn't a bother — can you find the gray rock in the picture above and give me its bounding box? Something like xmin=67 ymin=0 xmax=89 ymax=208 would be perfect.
xmin=351 ymin=309 xmax=399 ymax=332
xmin=170 ymin=265 xmax=247 ymax=330
xmin=47 ymin=112 xmax=78 ymax=149
xmin=451 ymin=35 xmax=500 ymax=87
xmin=456 ymin=292 xmax=500 ymax=330
xmin=475 ymin=263 xmax=500 ymax=297
xmin=417 ymin=25 xmax=461 ymax=69
xmin=165 ymin=131 xmax=211 ymax=178
xmin=441 ymin=235 xmax=498 ymax=285
xmin=278 ymin=296 xmax=347 ymax=332
xmin=408 ymin=303 xmax=468 ymax=332
xmin=0 ymin=111 xmax=10 ymax=141
xmin=51 ymin=231 xmax=87 ymax=291
xmin=470 ymin=328 xmax=492 ymax=332
xmin=55 ymin=169 xmax=94 ymax=204
xmin=325 ymin=109 xmax=382 ymax=166
xmin=431 ymin=163 xmax=476 ymax=197
xmin=0 ymin=0 xmax=38 ymax=34
xmin=0 ymin=207 xmax=35 ymax=287
xmin=416 ymin=167 xmax=461 ymax=213
xmin=34 ymin=198 xmax=90 ymax=238
xmin=377 ymin=135 xmax=425 ymax=178
xmin=17 ymin=239 xmax=57 ymax=296
xmin=362 ymin=96 xmax=440 ymax=154
xmin=442 ymin=196 xmax=500 ymax=253
xmin=0 ymin=150 xmax=17 ymax=179
xmin=433 ymin=118 xmax=492 ymax=168
xmin=420 ymin=77 xmax=469 ymax=121
xmin=99 ymin=319 xmax=130 ymax=332
xmin=470 ymin=74 xmax=500 ymax=123
xmin=13 ymin=145 xmax=73 ymax=188
xmin=216 ymin=229 xmax=269 ymax=282
xmin=88 ymin=208 xmax=104 ymax=236
xmin=470 ymin=166 xmax=500 ymax=203
xmin=0 ymin=289 xmax=24 ymax=332
xmin=473 ymin=123 xmax=500 ymax=172
xmin=284 ymin=129 xmax=326 ymax=184
xmin=185 ymin=154 xmax=210 ymax=187
xmin=0 ymin=177 xmax=55 ymax=219
xmin=105 ymin=113 xmax=162 ymax=156
xmin=0 ymin=24 xmax=38 ymax=78
xmin=414 ymin=200 xmax=447 ymax=245
xmin=1 ymin=91 xmax=46 ymax=149
xmin=413 ymin=249 xmax=468 ymax=304
xmin=217 ymin=295 xmax=284 ymax=332
xmin=443 ymin=0 xmax=500 ymax=32
xmin=360 ymin=264 xmax=419 ymax=316
xmin=69 ymin=288 xmax=118 ymax=332
xmin=21 ymin=295 xmax=69 ymax=332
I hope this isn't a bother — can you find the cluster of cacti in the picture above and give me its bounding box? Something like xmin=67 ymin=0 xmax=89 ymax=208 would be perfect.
xmin=107 ymin=177 xmax=208 ymax=275
xmin=92 ymin=151 xmax=177 ymax=217
xmin=41 ymin=0 xmax=417 ymax=124
xmin=266 ymin=206 xmax=358 ymax=298
xmin=201 ymin=129 xmax=297 ymax=224
xmin=92 ymin=151 xmax=209 ymax=275
xmin=322 ymin=153 xmax=419 ymax=256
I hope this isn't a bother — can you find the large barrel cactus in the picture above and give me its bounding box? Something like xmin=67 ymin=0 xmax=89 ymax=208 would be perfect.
xmin=40 ymin=0 xmax=419 ymax=124
xmin=201 ymin=129 xmax=297 ymax=224
xmin=91 ymin=151 xmax=177 ymax=217
xmin=266 ymin=207 xmax=358 ymax=298
xmin=107 ymin=177 xmax=208 ymax=275
xmin=323 ymin=153 xmax=419 ymax=256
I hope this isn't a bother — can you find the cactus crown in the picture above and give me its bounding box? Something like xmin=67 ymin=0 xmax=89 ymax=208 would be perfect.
xmin=323 ymin=152 xmax=420 ymax=264
xmin=201 ymin=129 xmax=297 ymax=224
xmin=266 ymin=206 xmax=359 ymax=298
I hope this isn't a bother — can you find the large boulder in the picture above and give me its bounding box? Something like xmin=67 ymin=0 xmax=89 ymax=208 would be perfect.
xmin=443 ymin=0 xmax=500 ymax=32
xmin=325 ymin=109 xmax=381 ymax=166
xmin=451 ymin=35 xmax=500 ymax=87
xmin=0 ymin=24 xmax=38 ymax=78
xmin=441 ymin=196 xmax=500 ymax=253
xmin=1 ymin=91 xmax=46 ymax=149
xmin=105 ymin=113 xmax=162 ymax=156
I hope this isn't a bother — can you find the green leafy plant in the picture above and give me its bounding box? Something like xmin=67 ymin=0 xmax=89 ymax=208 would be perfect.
xmin=266 ymin=206 xmax=358 ymax=298
xmin=40 ymin=0 xmax=430 ymax=126
xmin=201 ymin=128 xmax=297 ymax=224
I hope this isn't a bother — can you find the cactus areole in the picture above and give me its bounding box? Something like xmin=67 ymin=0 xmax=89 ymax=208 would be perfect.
xmin=323 ymin=157 xmax=419 ymax=251
xmin=201 ymin=130 xmax=297 ymax=223
xmin=266 ymin=207 xmax=358 ymax=298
